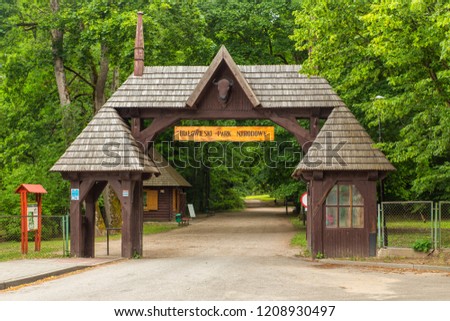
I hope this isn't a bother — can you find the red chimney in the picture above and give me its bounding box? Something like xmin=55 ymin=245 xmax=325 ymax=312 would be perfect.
xmin=134 ymin=12 xmax=144 ymax=76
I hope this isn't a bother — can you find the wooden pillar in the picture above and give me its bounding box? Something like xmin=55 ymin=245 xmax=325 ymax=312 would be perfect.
xmin=121 ymin=179 xmax=135 ymax=258
xmin=310 ymin=175 xmax=324 ymax=257
xmin=35 ymin=194 xmax=42 ymax=251
xmin=132 ymin=180 xmax=143 ymax=256
xmin=306 ymin=181 xmax=313 ymax=251
xmin=20 ymin=191 xmax=28 ymax=254
xmin=70 ymin=180 xmax=83 ymax=257
xmin=131 ymin=118 xmax=143 ymax=138
xmin=84 ymin=191 xmax=96 ymax=257
xmin=365 ymin=180 xmax=378 ymax=256
xmin=83 ymin=181 xmax=107 ymax=257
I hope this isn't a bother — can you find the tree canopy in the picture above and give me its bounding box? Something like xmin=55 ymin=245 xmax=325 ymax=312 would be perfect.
xmin=291 ymin=0 xmax=450 ymax=200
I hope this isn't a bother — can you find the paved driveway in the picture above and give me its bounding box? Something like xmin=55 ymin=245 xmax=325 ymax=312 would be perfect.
xmin=1 ymin=207 xmax=450 ymax=300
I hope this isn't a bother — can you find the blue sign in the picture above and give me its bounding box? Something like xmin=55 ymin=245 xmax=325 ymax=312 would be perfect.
xmin=71 ymin=188 xmax=80 ymax=201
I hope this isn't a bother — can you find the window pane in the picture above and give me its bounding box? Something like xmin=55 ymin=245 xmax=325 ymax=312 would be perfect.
xmin=325 ymin=207 xmax=337 ymax=228
xmin=352 ymin=185 xmax=364 ymax=205
xmin=339 ymin=207 xmax=351 ymax=228
xmin=326 ymin=185 xmax=338 ymax=205
xmin=339 ymin=185 xmax=350 ymax=205
xmin=352 ymin=207 xmax=364 ymax=228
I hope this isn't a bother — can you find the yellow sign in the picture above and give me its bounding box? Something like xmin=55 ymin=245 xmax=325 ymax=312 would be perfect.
xmin=174 ymin=126 xmax=275 ymax=142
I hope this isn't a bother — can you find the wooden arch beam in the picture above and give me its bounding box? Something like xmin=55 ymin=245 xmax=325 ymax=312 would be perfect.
xmin=137 ymin=114 xmax=182 ymax=145
xmin=265 ymin=111 xmax=313 ymax=150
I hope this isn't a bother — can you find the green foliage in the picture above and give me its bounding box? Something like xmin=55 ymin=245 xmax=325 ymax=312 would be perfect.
xmin=289 ymin=216 xmax=307 ymax=248
xmin=412 ymin=239 xmax=432 ymax=253
xmin=200 ymin=0 xmax=304 ymax=64
xmin=315 ymin=251 xmax=325 ymax=259
xmin=291 ymin=0 xmax=450 ymax=201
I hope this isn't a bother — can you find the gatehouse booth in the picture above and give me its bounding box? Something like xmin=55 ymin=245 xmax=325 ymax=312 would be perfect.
xmin=51 ymin=12 xmax=394 ymax=258
xmin=292 ymin=107 xmax=395 ymax=257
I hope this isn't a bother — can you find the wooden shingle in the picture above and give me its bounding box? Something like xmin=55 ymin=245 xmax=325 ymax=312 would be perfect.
xmin=292 ymin=106 xmax=395 ymax=175
xmin=50 ymin=107 xmax=159 ymax=173
xmin=143 ymin=148 xmax=191 ymax=187
xmin=105 ymin=62 xmax=345 ymax=110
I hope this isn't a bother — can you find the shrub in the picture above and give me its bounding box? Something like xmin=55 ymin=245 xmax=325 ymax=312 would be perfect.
xmin=412 ymin=239 xmax=432 ymax=252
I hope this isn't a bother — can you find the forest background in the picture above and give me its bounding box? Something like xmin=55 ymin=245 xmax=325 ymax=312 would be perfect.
xmin=1 ymin=0 xmax=449 ymax=218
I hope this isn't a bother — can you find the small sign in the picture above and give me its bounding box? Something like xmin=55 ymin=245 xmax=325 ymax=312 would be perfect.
xmin=27 ymin=204 xmax=38 ymax=231
xmin=71 ymin=188 xmax=79 ymax=201
xmin=174 ymin=126 xmax=275 ymax=142
xmin=123 ymin=190 xmax=129 ymax=197
xmin=187 ymin=204 xmax=196 ymax=218
xmin=300 ymin=192 xmax=308 ymax=208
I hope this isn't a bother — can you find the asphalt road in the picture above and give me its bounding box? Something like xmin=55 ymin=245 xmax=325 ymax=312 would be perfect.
xmin=1 ymin=207 xmax=450 ymax=301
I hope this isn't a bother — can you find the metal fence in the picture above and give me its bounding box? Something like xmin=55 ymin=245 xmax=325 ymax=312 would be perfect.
xmin=378 ymin=201 xmax=450 ymax=250
xmin=379 ymin=201 xmax=434 ymax=249
xmin=0 ymin=215 xmax=69 ymax=259
xmin=438 ymin=201 xmax=450 ymax=249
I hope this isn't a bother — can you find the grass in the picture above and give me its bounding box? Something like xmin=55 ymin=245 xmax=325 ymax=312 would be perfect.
xmin=0 ymin=239 xmax=67 ymax=262
xmin=244 ymin=194 xmax=275 ymax=202
xmin=383 ymin=219 xmax=450 ymax=248
xmin=0 ymin=222 xmax=179 ymax=262
xmin=143 ymin=222 xmax=178 ymax=234
xmin=289 ymin=215 xmax=308 ymax=253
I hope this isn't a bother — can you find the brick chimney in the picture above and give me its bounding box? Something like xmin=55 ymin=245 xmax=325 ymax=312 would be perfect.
xmin=134 ymin=12 xmax=144 ymax=76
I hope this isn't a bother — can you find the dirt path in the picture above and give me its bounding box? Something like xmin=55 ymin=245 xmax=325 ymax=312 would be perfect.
xmin=97 ymin=207 xmax=299 ymax=258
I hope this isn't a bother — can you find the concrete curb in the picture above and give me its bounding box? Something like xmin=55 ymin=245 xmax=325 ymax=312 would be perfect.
xmin=319 ymin=258 xmax=450 ymax=273
xmin=0 ymin=257 xmax=125 ymax=291
xmin=0 ymin=265 xmax=90 ymax=291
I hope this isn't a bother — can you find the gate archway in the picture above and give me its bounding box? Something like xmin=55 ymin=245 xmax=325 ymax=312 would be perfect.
xmin=51 ymin=12 xmax=394 ymax=258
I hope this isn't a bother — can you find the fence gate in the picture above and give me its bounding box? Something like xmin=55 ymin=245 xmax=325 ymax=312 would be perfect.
xmin=379 ymin=201 xmax=434 ymax=249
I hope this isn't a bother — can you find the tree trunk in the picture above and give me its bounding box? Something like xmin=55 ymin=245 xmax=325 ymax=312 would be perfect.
xmin=94 ymin=43 xmax=109 ymax=113
xmin=50 ymin=0 xmax=70 ymax=106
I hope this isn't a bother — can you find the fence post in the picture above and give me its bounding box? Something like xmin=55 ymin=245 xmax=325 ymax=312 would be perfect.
xmin=381 ymin=202 xmax=386 ymax=247
xmin=62 ymin=213 xmax=70 ymax=256
xmin=377 ymin=203 xmax=381 ymax=248
xmin=434 ymin=202 xmax=442 ymax=249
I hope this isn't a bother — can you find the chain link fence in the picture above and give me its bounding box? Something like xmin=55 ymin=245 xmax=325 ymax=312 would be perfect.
xmin=438 ymin=202 xmax=450 ymax=249
xmin=379 ymin=201 xmax=434 ymax=249
xmin=0 ymin=215 xmax=69 ymax=260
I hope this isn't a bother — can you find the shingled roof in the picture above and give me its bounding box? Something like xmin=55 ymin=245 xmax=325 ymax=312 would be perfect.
xmin=104 ymin=47 xmax=345 ymax=110
xmin=143 ymin=148 xmax=191 ymax=188
xmin=292 ymin=106 xmax=395 ymax=176
xmin=50 ymin=107 xmax=159 ymax=173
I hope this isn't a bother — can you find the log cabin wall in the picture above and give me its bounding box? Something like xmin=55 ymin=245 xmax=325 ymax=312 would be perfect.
xmin=143 ymin=187 xmax=173 ymax=221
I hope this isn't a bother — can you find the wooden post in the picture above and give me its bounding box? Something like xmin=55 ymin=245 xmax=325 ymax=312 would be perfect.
xmin=84 ymin=191 xmax=96 ymax=257
xmin=70 ymin=180 xmax=83 ymax=257
xmin=132 ymin=180 xmax=144 ymax=257
xmin=20 ymin=191 xmax=28 ymax=254
xmin=35 ymin=194 xmax=42 ymax=251
xmin=310 ymin=178 xmax=324 ymax=257
xmin=120 ymin=179 xmax=135 ymax=258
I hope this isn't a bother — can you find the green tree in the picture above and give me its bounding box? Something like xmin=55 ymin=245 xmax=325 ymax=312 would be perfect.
xmin=200 ymin=0 xmax=304 ymax=64
xmin=291 ymin=0 xmax=450 ymax=200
